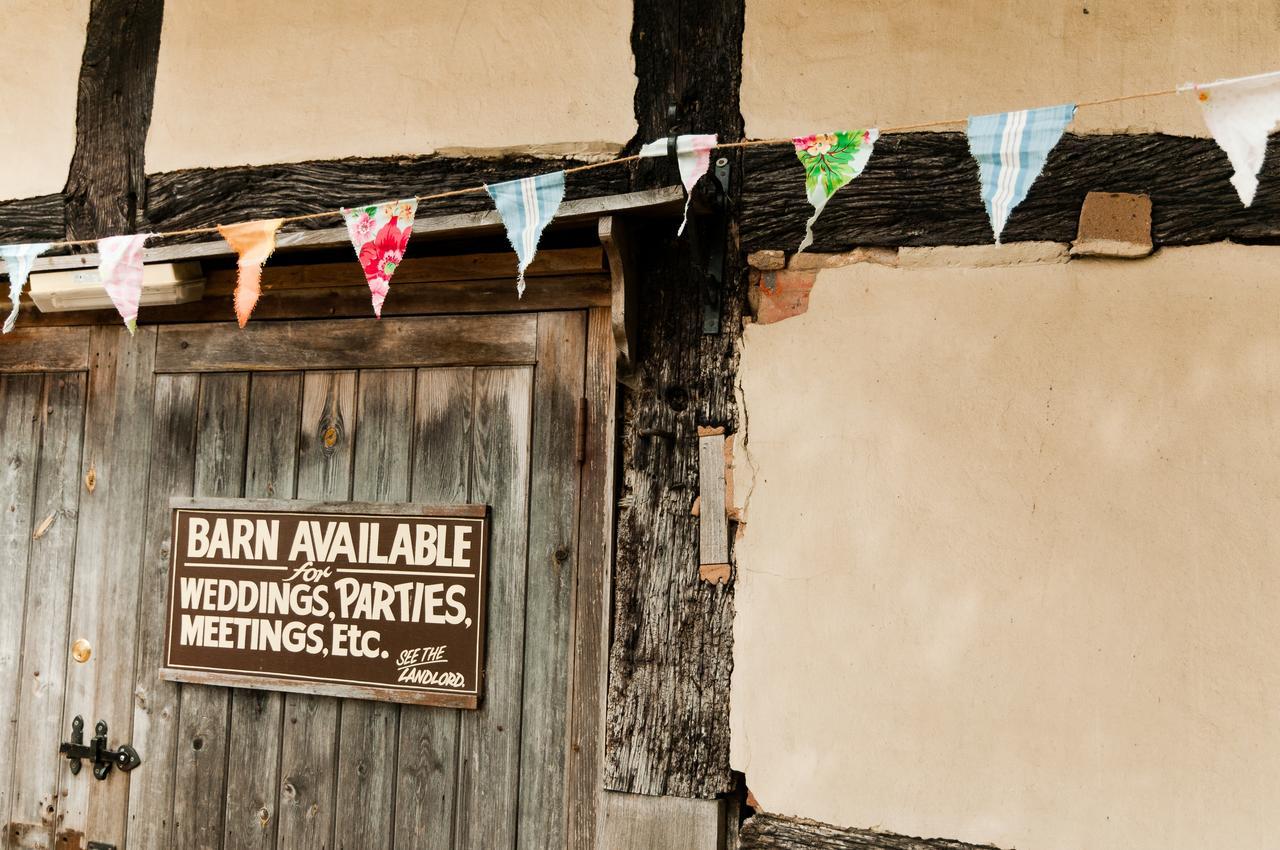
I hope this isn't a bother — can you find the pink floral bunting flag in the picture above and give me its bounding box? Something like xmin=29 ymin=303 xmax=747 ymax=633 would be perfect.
xmin=341 ymin=199 xmax=417 ymax=317
xmin=97 ymin=233 xmax=151 ymax=334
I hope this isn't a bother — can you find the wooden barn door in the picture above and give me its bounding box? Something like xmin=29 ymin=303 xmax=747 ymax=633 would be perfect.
xmin=2 ymin=311 xmax=607 ymax=850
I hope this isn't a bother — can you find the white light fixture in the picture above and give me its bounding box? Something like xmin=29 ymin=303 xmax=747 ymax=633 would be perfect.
xmin=28 ymin=262 xmax=205 ymax=313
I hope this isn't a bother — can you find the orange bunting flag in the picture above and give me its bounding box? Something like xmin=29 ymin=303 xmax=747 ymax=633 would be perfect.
xmin=218 ymin=218 xmax=284 ymax=327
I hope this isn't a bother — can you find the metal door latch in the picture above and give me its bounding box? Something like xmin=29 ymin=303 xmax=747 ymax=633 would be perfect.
xmin=59 ymin=716 xmax=142 ymax=780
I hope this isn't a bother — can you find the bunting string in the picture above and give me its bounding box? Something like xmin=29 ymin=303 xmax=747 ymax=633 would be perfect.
xmin=2 ymin=72 xmax=1276 ymax=329
xmin=31 ymin=82 xmax=1190 ymax=252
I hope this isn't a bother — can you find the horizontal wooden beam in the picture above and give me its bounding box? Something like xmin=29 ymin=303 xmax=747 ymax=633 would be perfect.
xmin=739 ymin=813 xmax=1007 ymax=850
xmin=154 ymin=314 xmax=536 ymax=372
xmin=29 ymin=187 xmax=683 ymax=273
xmin=742 ymin=131 xmax=1280 ymax=252
xmin=0 ymin=194 xmax=66 ymax=244
xmin=0 ymin=327 xmax=90 ymax=372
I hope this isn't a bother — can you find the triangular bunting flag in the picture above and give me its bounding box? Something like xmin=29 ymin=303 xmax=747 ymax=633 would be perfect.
xmin=485 ymin=172 xmax=565 ymax=297
xmin=342 ymin=198 xmax=417 ymax=318
xmin=98 ymin=234 xmax=151 ymax=334
xmin=218 ymin=218 xmax=284 ymax=327
xmin=1184 ymin=70 xmax=1280 ymax=206
xmin=0 ymin=242 xmax=50 ymax=334
xmin=640 ymin=134 xmax=718 ymax=234
xmin=792 ymin=130 xmax=878 ymax=252
xmin=967 ymin=103 xmax=1076 ymax=243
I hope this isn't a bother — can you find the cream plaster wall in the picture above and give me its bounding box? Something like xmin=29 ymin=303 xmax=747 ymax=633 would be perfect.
xmin=731 ymin=246 xmax=1280 ymax=850
xmin=146 ymin=0 xmax=636 ymax=173
xmin=743 ymin=0 xmax=1280 ymax=137
xmin=0 ymin=0 xmax=88 ymax=199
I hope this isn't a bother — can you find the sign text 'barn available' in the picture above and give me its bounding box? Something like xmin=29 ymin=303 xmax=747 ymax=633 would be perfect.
xmin=162 ymin=499 xmax=489 ymax=708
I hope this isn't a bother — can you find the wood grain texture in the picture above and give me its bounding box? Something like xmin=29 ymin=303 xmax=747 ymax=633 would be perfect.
xmin=172 ymin=373 xmax=250 ymax=850
xmin=221 ymin=372 xmax=301 ymax=850
xmin=331 ymin=369 xmax=414 ymax=850
xmin=393 ymin=367 xmax=474 ymax=850
xmin=740 ymin=132 xmax=1280 ymax=252
xmin=59 ymin=327 xmax=157 ymax=845
xmin=155 ymin=315 xmax=537 ymax=373
xmin=126 ymin=373 xmax=200 ymax=850
xmin=565 ymin=308 xmax=616 ymax=849
xmin=453 ymin=366 xmax=534 ymax=850
xmin=0 ymin=193 xmax=65 ymax=244
xmin=697 ymin=434 xmax=728 ymax=566
xmin=0 ymin=328 xmax=89 ymax=372
xmin=139 ymin=154 xmax=629 ymax=237
xmin=63 ymin=0 xmax=164 ymax=240
xmin=276 ymin=371 xmax=355 ymax=850
xmin=9 ymin=374 xmax=87 ymax=846
xmin=738 ymin=813 xmax=1008 ymax=850
xmin=599 ymin=792 xmax=724 ymax=850
xmin=605 ymin=0 xmax=744 ymax=799
xmin=516 ymin=312 xmax=587 ymax=849
xmin=0 ymin=375 xmax=48 ymax=833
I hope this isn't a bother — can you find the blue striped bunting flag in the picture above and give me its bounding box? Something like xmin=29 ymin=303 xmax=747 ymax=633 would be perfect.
xmin=0 ymin=242 xmax=50 ymax=334
xmin=486 ymin=171 xmax=566 ymax=297
xmin=967 ymin=103 xmax=1076 ymax=243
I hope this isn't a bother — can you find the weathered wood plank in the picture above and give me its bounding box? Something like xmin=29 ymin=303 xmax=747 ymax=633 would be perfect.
xmin=60 ymin=327 xmax=158 ymax=846
xmin=221 ymin=372 xmax=302 ymax=850
xmin=393 ymin=367 xmax=474 ymax=850
xmin=9 ymin=373 xmax=87 ymax=848
xmin=155 ymin=315 xmax=537 ymax=373
xmin=172 ymin=373 xmax=251 ymax=850
xmin=0 ymin=327 xmax=89 ymax=372
xmin=515 ymin=313 xmax=586 ymax=849
xmin=276 ymin=371 xmax=356 ymax=850
xmin=454 ymin=366 xmax=534 ymax=850
xmin=0 ymin=275 xmax=609 ymax=331
xmin=738 ymin=812 xmax=1008 ymax=850
xmin=331 ymin=369 xmax=415 ymax=849
xmin=125 ymin=374 xmax=200 ymax=850
xmin=0 ymin=375 xmax=49 ymax=833
xmin=62 ymin=0 xmax=164 ymax=240
xmin=565 ymin=307 xmax=617 ymax=849
xmin=697 ymin=433 xmax=728 ymax=566
xmin=203 ymin=248 xmax=605 ymax=294
xmin=169 ymin=496 xmax=484 ymax=519
xmin=600 ymin=792 xmax=724 ymax=850
xmin=605 ymin=0 xmax=744 ymax=799
xmin=740 ymin=131 xmax=1280 ymax=252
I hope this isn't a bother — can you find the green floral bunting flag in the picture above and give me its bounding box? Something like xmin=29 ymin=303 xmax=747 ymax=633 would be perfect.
xmin=792 ymin=129 xmax=878 ymax=251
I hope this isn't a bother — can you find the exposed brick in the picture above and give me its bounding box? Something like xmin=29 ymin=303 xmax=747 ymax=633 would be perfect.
xmin=749 ymin=269 xmax=817 ymax=325
xmin=1071 ymin=191 xmax=1153 ymax=258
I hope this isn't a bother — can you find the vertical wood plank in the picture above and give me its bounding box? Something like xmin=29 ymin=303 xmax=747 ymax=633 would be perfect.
xmin=566 ymin=307 xmax=617 ymax=850
xmin=516 ymin=313 xmax=586 ymax=849
xmin=277 ymin=371 xmax=356 ymax=850
xmin=59 ymin=327 xmax=157 ymax=847
xmin=697 ymin=433 xmax=728 ymax=566
xmin=222 ymin=372 xmax=302 ymax=850
xmin=9 ymin=374 xmax=87 ymax=849
xmin=332 ymin=369 xmax=414 ymax=850
xmin=172 ymin=373 xmax=251 ymax=850
xmin=125 ymin=373 xmax=200 ymax=850
xmin=393 ymin=367 xmax=474 ymax=850
xmin=454 ymin=366 xmax=534 ymax=850
xmin=0 ymin=375 xmax=51 ymax=835
xmin=600 ymin=792 xmax=724 ymax=850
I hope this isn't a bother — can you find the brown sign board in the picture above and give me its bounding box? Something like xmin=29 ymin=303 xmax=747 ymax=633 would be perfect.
xmin=162 ymin=497 xmax=489 ymax=709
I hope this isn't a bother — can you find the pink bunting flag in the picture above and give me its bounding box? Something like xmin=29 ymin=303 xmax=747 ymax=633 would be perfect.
xmin=639 ymin=134 xmax=718 ymax=234
xmin=218 ymin=219 xmax=284 ymax=327
xmin=341 ymin=199 xmax=417 ymax=317
xmin=97 ymin=234 xmax=151 ymax=334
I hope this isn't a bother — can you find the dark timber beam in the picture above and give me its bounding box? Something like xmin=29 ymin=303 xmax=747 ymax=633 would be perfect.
xmin=742 ymin=131 xmax=1280 ymax=251
xmin=603 ymin=0 xmax=745 ymax=799
xmin=740 ymin=813 xmax=1010 ymax=850
xmin=63 ymin=0 xmax=165 ymax=240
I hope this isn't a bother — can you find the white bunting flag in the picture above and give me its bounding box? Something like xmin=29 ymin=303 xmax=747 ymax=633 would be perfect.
xmin=1183 ymin=70 xmax=1280 ymax=206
